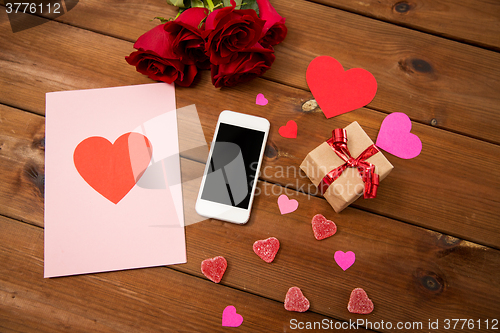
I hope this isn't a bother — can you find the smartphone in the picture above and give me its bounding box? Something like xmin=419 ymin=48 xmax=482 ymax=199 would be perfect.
xmin=195 ymin=110 xmax=270 ymax=224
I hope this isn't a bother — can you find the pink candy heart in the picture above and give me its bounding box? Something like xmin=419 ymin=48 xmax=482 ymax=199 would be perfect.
xmin=277 ymin=194 xmax=299 ymax=214
xmin=334 ymin=251 xmax=356 ymax=271
xmin=222 ymin=305 xmax=244 ymax=327
xmin=348 ymin=288 xmax=374 ymax=314
xmin=284 ymin=287 xmax=310 ymax=312
xmin=376 ymin=112 xmax=422 ymax=159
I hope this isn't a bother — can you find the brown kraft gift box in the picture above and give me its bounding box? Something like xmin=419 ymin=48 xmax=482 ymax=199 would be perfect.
xmin=300 ymin=121 xmax=393 ymax=213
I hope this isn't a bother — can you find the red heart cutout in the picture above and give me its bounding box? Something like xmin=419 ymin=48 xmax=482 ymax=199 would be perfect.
xmin=253 ymin=237 xmax=280 ymax=263
xmin=348 ymin=288 xmax=374 ymax=314
xmin=73 ymin=132 xmax=153 ymax=204
xmin=284 ymin=287 xmax=310 ymax=312
xmin=306 ymin=56 xmax=377 ymax=118
xmin=201 ymin=256 xmax=227 ymax=283
xmin=311 ymin=214 xmax=337 ymax=240
xmin=278 ymin=120 xmax=297 ymax=138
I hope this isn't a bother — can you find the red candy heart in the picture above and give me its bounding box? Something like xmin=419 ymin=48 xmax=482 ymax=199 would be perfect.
xmin=284 ymin=287 xmax=310 ymax=312
xmin=201 ymin=256 xmax=227 ymax=283
xmin=311 ymin=214 xmax=337 ymax=240
xmin=253 ymin=237 xmax=280 ymax=263
xmin=348 ymin=288 xmax=374 ymax=314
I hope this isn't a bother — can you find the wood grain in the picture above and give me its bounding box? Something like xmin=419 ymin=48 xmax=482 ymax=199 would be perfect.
xmin=0 ymin=105 xmax=44 ymax=226
xmin=174 ymin=80 xmax=500 ymax=249
xmin=0 ymin=19 xmax=499 ymax=246
xmin=1 ymin=2 xmax=499 ymax=331
xmin=269 ymin=0 xmax=500 ymax=143
xmin=310 ymin=0 xmax=500 ymax=50
xmin=174 ymin=176 xmax=500 ymax=331
xmin=2 ymin=1 xmax=499 ymax=144
xmin=0 ymin=215 xmax=357 ymax=333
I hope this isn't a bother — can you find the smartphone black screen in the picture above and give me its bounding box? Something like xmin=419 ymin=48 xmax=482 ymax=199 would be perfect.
xmin=201 ymin=123 xmax=265 ymax=209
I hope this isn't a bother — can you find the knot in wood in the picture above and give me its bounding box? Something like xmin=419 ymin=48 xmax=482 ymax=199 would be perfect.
xmin=394 ymin=1 xmax=411 ymax=13
xmin=414 ymin=269 xmax=445 ymax=295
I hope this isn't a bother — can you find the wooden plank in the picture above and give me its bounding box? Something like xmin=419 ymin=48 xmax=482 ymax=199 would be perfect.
xmin=0 ymin=20 xmax=499 ymax=246
xmin=1 ymin=167 xmax=499 ymax=332
xmin=311 ymin=0 xmax=500 ymax=50
xmin=178 ymin=84 xmax=500 ymax=248
xmin=45 ymin=0 xmax=500 ymax=50
xmin=0 ymin=216 xmax=355 ymax=332
xmin=0 ymin=104 xmax=44 ymax=227
xmin=0 ymin=16 xmax=151 ymax=114
xmin=269 ymin=0 xmax=500 ymax=144
xmin=174 ymin=177 xmax=500 ymax=331
xmin=2 ymin=105 xmax=498 ymax=328
xmin=2 ymin=0 xmax=499 ymax=144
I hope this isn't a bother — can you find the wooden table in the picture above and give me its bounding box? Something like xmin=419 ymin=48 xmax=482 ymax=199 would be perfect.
xmin=1 ymin=0 xmax=499 ymax=332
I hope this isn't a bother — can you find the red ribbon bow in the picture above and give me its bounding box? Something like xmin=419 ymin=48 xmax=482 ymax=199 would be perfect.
xmin=318 ymin=128 xmax=380 ymax=199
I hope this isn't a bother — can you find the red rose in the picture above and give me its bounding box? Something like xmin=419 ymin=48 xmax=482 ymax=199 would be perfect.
xmin=256 ymin=0 xmax=287 ymax=46
xmin=125 ymin=23 xmax=198 ymax=87
xmin=211 ymin=43 xmax=275 ymax=88
xmin=164 ymin=7 xmax=210 ymax=69
xmin=204 ymin=2 xmax=266 ymax=65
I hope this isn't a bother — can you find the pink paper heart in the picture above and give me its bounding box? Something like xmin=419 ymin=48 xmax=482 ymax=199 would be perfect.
xmin=306 ymin=56 xmax=377 ymax=119
xmin=376 ymin=112 xmax=422 ymax=159
xmin=277 ymin=194 xmax=298 ymax=214
xmin=278 ymin=120 xmax=297 ymax=138
xmin=334 ymin=251 xmax=356 ymax=271
xmin=256 ymin=93 xmax=268 ymax=106
xmin=222 ymin=305 xmax=243 ymax=327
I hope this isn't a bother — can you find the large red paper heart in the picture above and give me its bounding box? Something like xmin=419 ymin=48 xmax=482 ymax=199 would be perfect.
xmin=306 ymin=56 xmax=377 ymax=118
xmin=73 ymin=132 xmax=153 ymax=204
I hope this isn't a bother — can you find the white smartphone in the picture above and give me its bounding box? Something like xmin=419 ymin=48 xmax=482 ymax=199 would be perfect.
xmin=195 ymin=110 xmax=270 ymax=224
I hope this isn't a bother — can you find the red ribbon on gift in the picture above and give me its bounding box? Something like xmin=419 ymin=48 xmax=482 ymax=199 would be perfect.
xmin=318 ymin=128 xmax=380 ymax=199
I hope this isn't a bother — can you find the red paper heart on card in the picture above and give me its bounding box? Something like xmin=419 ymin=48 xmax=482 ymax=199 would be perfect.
xmin=278 ymin=120 xmax=297 ymax=138
xmin=284 ymin=287 xmax=310 ymax=312
xmin=253 ymin=237 xmax=280 ymax=263
xmin=348 ymin=288 xmax=374 ymax=314
xmin=201 ymin=256 xmax=227 ymax=283
xmin=306 ymin=56 xmax=377 ymax=118
xmin=311 ymin=214 xmax=337 ymax=240
xmin=73 ymin=132 xmax=153 ymax=204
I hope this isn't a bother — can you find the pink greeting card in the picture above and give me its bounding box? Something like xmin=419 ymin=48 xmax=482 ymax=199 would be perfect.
xmin=44 ymin=83 xmax=186 ymax=278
